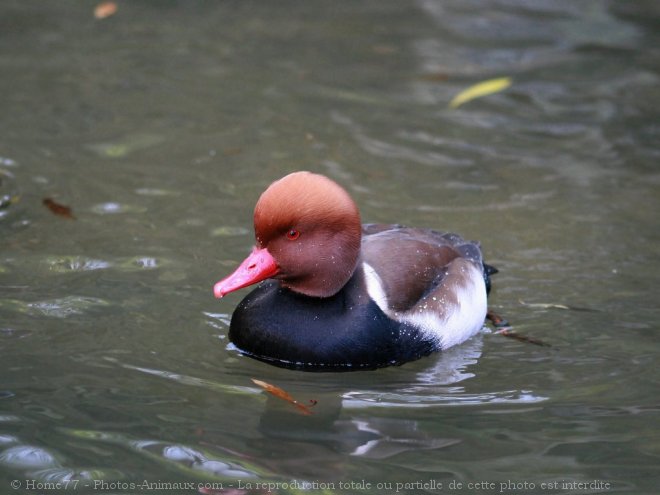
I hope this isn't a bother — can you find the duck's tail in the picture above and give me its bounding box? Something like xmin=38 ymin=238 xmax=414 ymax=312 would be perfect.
xmin=483 ymin=263 xmax=498 ymax=295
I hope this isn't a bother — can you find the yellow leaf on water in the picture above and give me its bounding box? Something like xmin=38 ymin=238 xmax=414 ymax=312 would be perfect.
xmin=449 ymin=77 xmax=512 ymax=109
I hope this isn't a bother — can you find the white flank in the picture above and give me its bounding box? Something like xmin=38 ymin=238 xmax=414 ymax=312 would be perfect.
xmin=362 ymin=261 xmax=487 ymax=350
xmin=403 ymin=263 xmax=487 ymax=349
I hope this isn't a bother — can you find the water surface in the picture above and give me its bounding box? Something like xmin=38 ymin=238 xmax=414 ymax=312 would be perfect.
xmin=1 ymin=1 xmax=659 ymax=493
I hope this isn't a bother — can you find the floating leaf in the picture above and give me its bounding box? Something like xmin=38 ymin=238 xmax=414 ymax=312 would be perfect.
xmin=94 ymin=2 xmax=117 ymax=20
xmin=449 ymin=77 xmax=512 ymax=109
xmin=43 ymin=198 xmax=75 ymax=219
xmin=251 ymin=379 xmax=316 ymax=415
xmin=87 ymin=133 xmax=164 ymax=158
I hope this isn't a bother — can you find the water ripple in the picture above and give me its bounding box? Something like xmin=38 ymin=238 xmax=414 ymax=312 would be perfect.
xmin=91 ymin=202 xmax=146 ymax=215
xmin=2 ymin=254 xmax=168 ymax=276
xmin=30 ymin=468 xmax=124 ymax=483
xmin=43 ymin=256 xmax=113 ymax=273
xmin=26 ymin=296 xmax=110 ymax=318
xmin=0 ymin=445 xmax=59 ymax=469
xmin=341 ymin=338 xmax=548 ymax=409
xmin=62 ymin=429 xmax=260 ymax=480
xmin=0 ymin=434 xmax=18 ymax=445
xmin=343 ymin=388 xmax=547 ymax=409
xmin=203 ymin=312 xmax=231 ymax=330
xmin=102 ymin=357 xmax=257 ymax=396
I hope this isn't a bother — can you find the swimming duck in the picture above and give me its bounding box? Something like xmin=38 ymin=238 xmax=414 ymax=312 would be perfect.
xmin=214 ymin=171 xmax=496 ymax=370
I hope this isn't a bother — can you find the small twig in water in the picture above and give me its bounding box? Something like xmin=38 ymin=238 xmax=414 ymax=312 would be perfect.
xmin=487 ymin=309 xmax=551 ymax=347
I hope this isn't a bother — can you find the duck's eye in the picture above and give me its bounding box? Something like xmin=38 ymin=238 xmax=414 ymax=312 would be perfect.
xmin=286 ymin=229 xmax=300 ymax=240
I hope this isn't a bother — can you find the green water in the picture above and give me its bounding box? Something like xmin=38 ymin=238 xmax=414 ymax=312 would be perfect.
xmin=1 ymin=1 xmax=659 ymax=493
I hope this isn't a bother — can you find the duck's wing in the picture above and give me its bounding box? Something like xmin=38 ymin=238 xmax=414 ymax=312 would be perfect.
xmin=361 ymin=225 xmax=485 ymax=313
xmin=361 ymin=224 xmax=489 ymax=349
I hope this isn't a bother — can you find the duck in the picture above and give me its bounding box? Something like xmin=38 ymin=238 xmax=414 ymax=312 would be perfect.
xmin=214 ymin=171 xmax=496 ymax=371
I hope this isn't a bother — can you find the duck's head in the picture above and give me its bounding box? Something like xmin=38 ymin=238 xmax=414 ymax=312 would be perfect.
xmin=214 ymin=171 xmax=362 ymax=299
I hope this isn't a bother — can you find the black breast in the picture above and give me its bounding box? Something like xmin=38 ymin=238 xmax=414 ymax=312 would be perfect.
xmin=228 ymin=275 xmax=438 ymax=371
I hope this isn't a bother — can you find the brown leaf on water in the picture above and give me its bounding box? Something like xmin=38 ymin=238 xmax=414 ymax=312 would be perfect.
xmin=94 ymin=2 xmax=118 ymax=20
xmin=251 ymin=379 xmax=316 ymax=415
xmin=43 ymin=198 xmax=75 ymax=219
